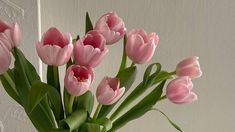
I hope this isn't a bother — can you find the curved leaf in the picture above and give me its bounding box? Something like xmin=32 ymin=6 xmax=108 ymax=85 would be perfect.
xmin=110 ymin=63 xmax=161 ymax=121
xmin=74 ymin=91 xmax=94 ymax=114
xmin=28 ymin=81 xmax=51 ymax=113
xmin=60 ymin=110 xmax=87 ymax=131
xmin=110 ymin=81 xmax=166 ymax=131
xmin=151 ymin=108 xmax=183 ymax=132
xmin=0 ymin=69 xmax=21 ymax=104
xmin=95 ymin=118 xmax=112 ymax=131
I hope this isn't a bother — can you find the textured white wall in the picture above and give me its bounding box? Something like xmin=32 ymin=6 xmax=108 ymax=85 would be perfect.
xmin=40 ymin=0 xmax=235 ymax=132
xmin=1 ymin=0 xmax=235 ymax=131
xmin=0 ymin=0 xmax=39 ymax=131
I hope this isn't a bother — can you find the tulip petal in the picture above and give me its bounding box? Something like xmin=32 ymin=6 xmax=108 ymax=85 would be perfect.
xmin=0 ymin=20 xmax=11 ymax=32
xmin=107 ymin=87 xmax=125 ymax=105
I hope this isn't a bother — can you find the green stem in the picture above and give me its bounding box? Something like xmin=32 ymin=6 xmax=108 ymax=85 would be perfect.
xmin=68 ymin=95 xmax=75 ymax=114
xmin=93 ymin=104 xmax=102 ymax=121
xmin=158 ymin=95 xmax=167 ymax=101
xmin=53 ymin=66 xmax=60 ymax=90
xmin=2 ymin=72 xmax=17 ymax=94
xmin=169 ymin=71 xmax=176 ymax=76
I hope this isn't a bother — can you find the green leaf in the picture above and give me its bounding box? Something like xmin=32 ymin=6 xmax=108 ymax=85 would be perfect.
xmin=110 ymin=63 xmax=161 ymax=121
xmin=85 ymin=12 xmax=93 ymax=33
xmin=81 ymin=123 xmax=100 ymax=132
xmin=60 ymin=110 xmax=87 ymax=131
xmin=47 ymin=65 xmax=60 ymax=92
xmin=74 ymin=91 xmax=94 ymax=114
xmin=97 ymin=66 xmax=137 ymax=118
xmin=0 ymin=69 xmax=21 ymax=104
xmin=47 ymin=85 xmax=63 ymax=122
xmin=110 ymin=81 xmax=166 ymax=131
xmin=47 ymin=65 xmax=64 ymax=120
xmin=28 ymin=81 xmax=51 ymax=113
xmin=151 ymin=108 xmax=183 ymax=132
xmin=29 ymin=104 xmax=57 ymax=131
xmin=13 ymin=47 xmax=40 ymax=108
xmin=117 ymin=66 xmax=137 ymax=91
xmin=12 ymin=48 xmax=56 ymax=130
xmin=153 ymin=71 xmax=175 ymax=85
xmin=143 ymin=63 xmax=161 ymax=87
xmin=95 ymin=118 xmax=112 ymax=131
xmin=118 ymin=35 xmax=127 ymax=72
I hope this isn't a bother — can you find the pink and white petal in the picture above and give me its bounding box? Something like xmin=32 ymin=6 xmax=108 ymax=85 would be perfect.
xmin=0 ymin=33 xmax=12 ymax=50
xmin=0 ymin=20 xmax=11 ymax=32
xmin=167 ymin=85 xmax=190 ymax=101
xmin=176 ymin=56 xmax=199 ymax=69
xmin=96 ymin=77 xmax=109 ymax=96
xmin=11 ymin=23 xmax=21 ymax=46
xmin=63 ymin=32 xmax=72 ymax=45
xmin=181 ymin=92 xmax=198 ymax=104
xmin=135 ymin=42 xmax=156 ymax=64
xmin=97 ymin=86 xmax=116 ymax=105
xmin=42 ymin=27 xmax=64 ymax=47
xmin=56 ymin=44 xmax=73 ymax=65
xmin=107 ymin=87 xmax=125 ymax=105
xmin=89 ymin=48 xmax=108 ymax=67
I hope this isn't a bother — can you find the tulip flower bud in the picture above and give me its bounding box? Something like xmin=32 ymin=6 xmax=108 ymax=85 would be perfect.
xmin=166 ymin=76 xmax=197 ymax=104
xmin=74 ymin=30 xmax=108 ymax=68
xmin=126 ymin=29 xmax=159 ymax=64
xmin=176 ymin=56 xmax=202 ymax=79
xmin=95 ymin=12 xmax=126 ymax=44
xmin=64 ymin=65 xmax=94 ymax=96
xmin=96 ymin=77 xmax=125 ymax=105
xmin=0 ymin=19 xmax=21 ymax=50
xmin=36 ymin=27 xmax=73 ymax=66
xmin=0 ymin=43 xmax=11 ymax=74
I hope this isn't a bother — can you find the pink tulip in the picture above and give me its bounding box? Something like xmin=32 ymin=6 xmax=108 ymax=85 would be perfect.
xmin=166 ymin=76 xmax=197 ymax=104
xmin=126 ymin=29 xmax=159 ymax=64
xmin=95 ymin=12 xmax=126 ymax=44
xmin=64 ymin=65 xmax=94 ymax=96
xmin=0 ymin=19 xmax=21 ymax=50
xmin=36 ymin=27 xmax=73 ymax=66
xmin=0 ymin=43 xmax=11 ymax=74
xmin=96 ymin=77 xmax=125 ymax=105
xmin=176 ymin=56 xmax=202 ymax=79
xmin=74 ymin=30 xmax=108 ymax=68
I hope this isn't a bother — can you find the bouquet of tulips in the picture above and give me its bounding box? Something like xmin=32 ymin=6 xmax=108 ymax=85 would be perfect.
xmin=0 ymin=11 xmax=202 ymax=132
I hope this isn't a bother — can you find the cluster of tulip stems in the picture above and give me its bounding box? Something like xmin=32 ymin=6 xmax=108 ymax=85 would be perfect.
xmin=0 ymin=11 xmax=202 ymax=132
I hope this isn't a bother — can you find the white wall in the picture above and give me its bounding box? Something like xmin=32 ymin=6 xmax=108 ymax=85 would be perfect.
xmin=0 ymin=0 xmax=39 ymax=131
xmin=40 ymin=0 xmax=235 ymax=132
xmin=0 ymin=0 xmax=234 ymax=131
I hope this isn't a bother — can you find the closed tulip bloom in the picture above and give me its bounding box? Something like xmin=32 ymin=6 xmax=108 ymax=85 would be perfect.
xmin=95 ymin=12 xmax=126 ymax=44
xmin=74 ymin=30 xmax=108 ymax=68
xmin=64 ymin=65 xmax=94 ymax=96
xmin=176 ymin=56 xmax=202 ymax=79
xmin=166 ymin=76 xmax=197 ymax=104
xmin=126 ymin=29 xmax=159 ymax=64
xmin=0 ymin=43 xmax=11 ymax=74
xmin=36 ymin=27 xmax=73 ymax=66
xmin=96 ymin=77 xmax=125 ymax=105
xmin=0 ymin=19 xmax=21 ymax=50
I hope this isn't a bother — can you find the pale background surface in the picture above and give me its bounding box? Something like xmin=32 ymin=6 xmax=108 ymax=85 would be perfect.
xmin=1 ymin=0 xmax=235 ymax=132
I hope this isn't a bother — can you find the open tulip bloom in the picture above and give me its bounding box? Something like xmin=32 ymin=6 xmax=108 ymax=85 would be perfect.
xmin=0 ymin=12 xmax=202 ymax=132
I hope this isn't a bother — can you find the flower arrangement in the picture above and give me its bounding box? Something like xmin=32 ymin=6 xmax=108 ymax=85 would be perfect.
xmin=0 ymin=12 xmax=202 ymax=132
